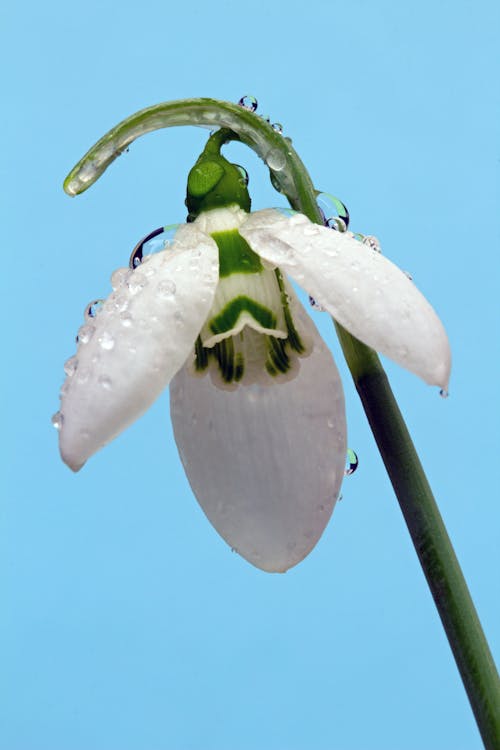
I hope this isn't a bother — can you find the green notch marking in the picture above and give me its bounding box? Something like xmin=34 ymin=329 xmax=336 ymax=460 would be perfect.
xmin=209 ymin=296 xmax=276 ymax=335
xmin=212 ymin=230 xmax=263 ymax=277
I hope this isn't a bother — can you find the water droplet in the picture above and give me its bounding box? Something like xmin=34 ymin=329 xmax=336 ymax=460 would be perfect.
xmin=316 ymin=193 xmax=350 ymax=230
xmin=260 ymin=114 xmax=271 ymax=123
xmin=64 ymin=356 xmax=78 ymax=376
xmin=344 ymin=448 xmax=359 ymax=476
xmin=266 ymin=148 xmax=287 ymax=172
xmin=309 ymin=295 xmax=325 ymax=312
xmin=237 ymin=95 xmax=258 ymax=112
xmin=111 ymin=292 xmax=129 ymax=313
xmin=98 ymin=331 xmax=115 ymax=350
xmin=128 ymin=273 xmax=148 ymax=295
xmin=270 ymin=171 xmax=283 ymax=193
xmin=120 ymin=312 xmax=133 ymax=327
xmin=231 ymin=546 xmax=238 ymax=553
xmin=272 ymin=122 xmax=283 ymax=134
xmin=439 ymin=388 xmax=449 ymax=399
xmin=363 ymin=235 xmax=381 ymax=253
xmin=157 ymin=279 xmax=176 ymax=299
xmin=337 ymin=493 xmax=344 ymax=502
xmin=326 ymin=217 xmax=347 ymax=232
xmin=234 ymin=164 xmax=249 ymax=187
xmin=51 ymin=411 xmax=63 ymax=430
xmin=76 ymin=366 xmax=90 ymax=384
xmin=110 ymin=267 xmax=130 ymax=289
xmin=76 ymin=324 xmax=95 ymax=345
xmin=84 ymin=299 xmax=104 ymax=320
xmin=129 ymin=225 xmax=180 ymax=269
xmin=404 ymin=270 xmax=413 ymax=281
xmin=98 ymin=374 xmax=112 ymax=390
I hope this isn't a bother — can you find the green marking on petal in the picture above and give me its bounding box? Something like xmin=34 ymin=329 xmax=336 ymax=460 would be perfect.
xmin=212 ymin=229 xmax=263 ymax=277
xmin=194 ymin=335 xmax=208 ymax=372
xmin=274 ymin=269 xmax=305 ymax=353
xmin=209 ymin=296 xmax=277 ymax=336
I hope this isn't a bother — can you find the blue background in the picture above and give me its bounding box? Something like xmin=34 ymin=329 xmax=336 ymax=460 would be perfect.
xmin=2 ymin=1 xmax=499 ymax=748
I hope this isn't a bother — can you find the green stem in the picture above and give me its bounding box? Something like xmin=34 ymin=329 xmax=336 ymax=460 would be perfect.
xmin=335 ymin=324 xmax=500 ymax=749
xmin=64 ymin=97 xmax=500 ymax=746
xmin=63 ymin=97 xmax=320 ymax=219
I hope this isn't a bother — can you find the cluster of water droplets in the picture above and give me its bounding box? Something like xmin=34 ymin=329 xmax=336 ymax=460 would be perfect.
xmin=237 ymin=95 xmax=289 ymax=181
xmin=238 ymin=95 xmax=284 ymax=134
xmin=52 ymin=223 xmax=184 ymax=433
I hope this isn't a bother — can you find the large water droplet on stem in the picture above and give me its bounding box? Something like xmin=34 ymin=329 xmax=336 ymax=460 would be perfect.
xmin=237 ymin=95 xmax=258 ymax=112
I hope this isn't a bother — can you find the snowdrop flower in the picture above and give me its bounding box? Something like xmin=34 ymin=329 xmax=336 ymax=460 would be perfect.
xmin=54 ymin=137 xmax=451 ymax=573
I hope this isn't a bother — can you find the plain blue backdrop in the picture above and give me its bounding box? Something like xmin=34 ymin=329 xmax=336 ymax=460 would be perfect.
xmin=2 ymin=1 xmax=499 ymax=748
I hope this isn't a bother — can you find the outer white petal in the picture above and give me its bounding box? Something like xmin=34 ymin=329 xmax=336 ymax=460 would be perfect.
xmin=59 ymin=225 xmax=219 ymax=471
xmin=240 ymin=210 xmax=451 ymax=388
xmin=170 ymin=294 xmax=347 ymax=573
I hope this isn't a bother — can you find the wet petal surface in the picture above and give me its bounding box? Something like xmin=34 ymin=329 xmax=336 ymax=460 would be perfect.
xmin=58 ymin=225 xmax=219 ymax=471
xmin=240 ymin=210 xmax=451 ymax=388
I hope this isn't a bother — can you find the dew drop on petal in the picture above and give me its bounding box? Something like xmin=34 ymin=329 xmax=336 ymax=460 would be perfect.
xmin=326 ymin=217 xmax=347 ymax=232
xmin=271 ymin=122 xmax=283 ymax=134
xmin=110 ymin=267 xmax=130 ymax=289
xmin=404 ymin=270 xmax=413 ymax=281
xmin=260 ymin=114 xmax=271 ymax=123
xmin=76 ymin=366 xmax=90 ymax=384
xmin=120 ymin=312 xmax=133 ymax=327
xmin=84 ymin=299 xmax=104 ymax=320
xmin=98 ymin=331 xmax=115 ymax=350
xmin=128 ymin=273 xmax=148 ymax=295
xmin=237 ymin=94 xmax=258 ymax=112
xmin=316 ymin=192 xmax=350 ymax=230
xmin=77 ymin=324 xmax=95 ymax=344
xmin=156 ymin=279 xmax=176 ymax=299
xmin=439 ymin=388 xmax=449 ymax=399
xmin=64 ymin=355 xmax=78 ymax=376
xmin=266 ymin=148 xmax=287 ymax=172
xmin=51 ymin=411 xmax=63 ymax=430
xmin=344 ymin=448 xmax=359 ymax=476
xmin=98 ymin=374 xmax=112 ymax=390
xmin=363 ymin=235 xmax=382 ymax=253
xmin=129 ymin=225 xmax=180 ymax=269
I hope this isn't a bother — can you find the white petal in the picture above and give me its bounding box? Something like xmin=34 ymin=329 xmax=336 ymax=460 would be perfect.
xmin=240 ymin=210 xmax=451 ymax=388
xmin=170 ymin=295 xmax=346 ymax=573
xmin=59 ymin=225 xmax=219 ymax=471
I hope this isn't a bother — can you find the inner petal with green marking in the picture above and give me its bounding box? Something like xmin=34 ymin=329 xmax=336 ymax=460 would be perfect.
xmin=193 ymin=227 xmax=310 ymax=388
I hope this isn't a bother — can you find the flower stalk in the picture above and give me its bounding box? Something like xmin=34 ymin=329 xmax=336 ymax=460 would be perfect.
xmin=63 ymin=98 xmax=499 ymax=746
xmin=334 ymin=325 xmax=500 ymax=749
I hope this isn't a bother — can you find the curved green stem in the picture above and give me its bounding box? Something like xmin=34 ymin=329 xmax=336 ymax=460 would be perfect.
xmin=64 ymin=97 xmax=500 ymax=747
xmin=63 ymin=97 xmax=321 ymax=220
xmin=334 ymin=325 xmax=500 ymax=750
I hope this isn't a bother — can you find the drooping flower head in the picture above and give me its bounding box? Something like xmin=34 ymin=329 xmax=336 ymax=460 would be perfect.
xmin=55 ymin=122 xmax=450 ymax=573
